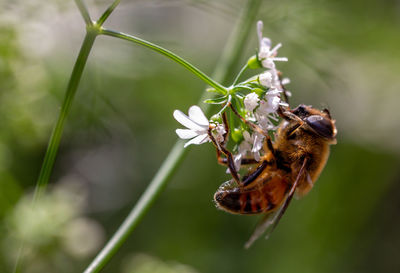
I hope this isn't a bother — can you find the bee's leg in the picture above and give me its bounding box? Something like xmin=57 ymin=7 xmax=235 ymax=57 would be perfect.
xmin=220 ymin=111 xmax=229 ymax=147
xmin=277 ymin=106 xmax=304 ymax=136
xmin=242 ymin=160 xmax=270 ymax=186
xmin=229 ymin=103 xmax=266 ymax=136
xmin=213 ymin=111 xmax=258 ymax=171
xmin=217 ymin=155 xmax=258 ymax=166
xmin=228 ymin=103 xmax=277 ymax=157
xmin=208 ymin=127 xmax=241 ymax=184
xmin=277 ymin=71 xmax=290 ymax=104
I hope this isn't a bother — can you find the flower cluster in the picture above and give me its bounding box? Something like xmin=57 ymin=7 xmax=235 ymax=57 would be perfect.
xmin=173 ymin=21 xmax=291 ymax=172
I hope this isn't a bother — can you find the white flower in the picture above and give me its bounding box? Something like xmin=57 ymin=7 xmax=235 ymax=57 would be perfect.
xmin=232 ymin=131 xmax=264 ymax=171
xmin=213 ymin=123 xmax=226 ymax=144
xmin=257 ymin=21 xmax=288 ymax=69
xmin=257 ymin=89 xmax=281 ymax=115
xmin=256 ymin=114 xmax=275 ymax=131
xmin=173 ymin=105 xmax=210 ymax=148
xmin=244 ymin=93 xmax=260 ymax=112
xmin=259 ymin=71 xmax=273 ymax=88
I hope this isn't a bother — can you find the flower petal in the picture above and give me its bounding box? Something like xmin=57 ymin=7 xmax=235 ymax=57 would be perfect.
xmin=252 ymin=133 xmax=264 ymax=153
xmin=176 ymin=129 xmax=198 ymax=139
xmin=242 ymin=131 xmax=252 ymax=142
xmin=183 ymin=134 xmax=209 ymax=148
xmin=188 ymin=105 xmax=209 ymax=126
xmin=173 ymin=110 xmax=205 ymax=131
xmin=257 ymin=20 xmax=263 ymax=44
xmin=270 ymin=43 xmax=282 ymax=55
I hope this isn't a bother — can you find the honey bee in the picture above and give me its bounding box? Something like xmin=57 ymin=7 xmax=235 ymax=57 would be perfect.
xmin=208 ymin=104 xmax=337 ymax=248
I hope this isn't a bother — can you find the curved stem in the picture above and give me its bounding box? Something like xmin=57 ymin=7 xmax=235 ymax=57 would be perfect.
xmin=97 ymin=0 xmax=121 ymax=26
xmin=33 ymin=31 xmax=97 ymax=201
xmin=99 ymin=28 xmax=227 ymax=94
xmin=83 ymin=141 xmax=188 ymax=273
xmin=83 ymin=0 xmax=262 ymax=272
xmin=233 ymin=63 xmax=249 ymax=86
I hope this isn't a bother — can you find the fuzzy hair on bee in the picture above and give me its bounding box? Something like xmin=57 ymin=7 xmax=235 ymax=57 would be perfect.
xmin=209 ymin=104 xmax=337 ymax=248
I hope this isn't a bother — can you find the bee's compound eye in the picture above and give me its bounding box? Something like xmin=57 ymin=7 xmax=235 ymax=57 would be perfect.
xmin=305 ymin=115 xmax=334 ymax=138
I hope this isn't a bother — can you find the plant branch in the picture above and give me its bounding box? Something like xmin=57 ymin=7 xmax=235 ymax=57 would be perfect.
xmin=83 ymin=0 xmax=262 ymax=272
xmin=99 ymin=28 xmax=227 ymax=94
xmin=97 ymin=0 xmax=121 ymax=26
xmin=233 ymin=63 xmax=249 ymax=86
xmin=74 ymin=0 xmax=93 ymax=25
xmin=33 ymin=31 xmax=97 ymax=201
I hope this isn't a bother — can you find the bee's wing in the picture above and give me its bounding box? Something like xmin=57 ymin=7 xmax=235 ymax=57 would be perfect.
xmin=244 ymin=158 xmax=309 ymax=249
xmin=244 ymin=211 xmax=276 ymax=249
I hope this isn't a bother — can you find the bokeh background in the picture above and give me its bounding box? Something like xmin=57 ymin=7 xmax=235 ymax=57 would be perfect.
xmin=1 ymin=0 xmax=400 ymax=272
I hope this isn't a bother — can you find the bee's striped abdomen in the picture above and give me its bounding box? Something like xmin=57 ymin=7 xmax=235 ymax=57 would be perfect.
xmin=214 ymin=175 xmax=289 ymax=215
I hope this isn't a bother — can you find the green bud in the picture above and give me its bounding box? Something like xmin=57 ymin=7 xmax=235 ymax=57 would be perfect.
xmin=247 ymin=55 xmax=262 ymax=69
xmin=231 ymin=128 xmax=243 ymax=143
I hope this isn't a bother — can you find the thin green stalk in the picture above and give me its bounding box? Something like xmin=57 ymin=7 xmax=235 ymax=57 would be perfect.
xmin=210 ymin=0 xmax=262 ymax=87
xmin=100 ymin=28 xmax=227 ymax=94
xmin=74 ymin=0 xmax=93 ymax=25
xmin=33 ymin=30 xmax=97 ymax=201
xmin=233 ymin=63 xmax=249 ymax=85
xmin=83 ymin=0 xmax=262 ymax=272
xmin=97 ymin=0 xmax=121 ymax=26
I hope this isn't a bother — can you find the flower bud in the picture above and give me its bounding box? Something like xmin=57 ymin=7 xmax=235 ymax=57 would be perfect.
xmin=247 ymin=55 xmax=262 ymax=69
xmin=231 ymin=128 xmax=244 ymax=143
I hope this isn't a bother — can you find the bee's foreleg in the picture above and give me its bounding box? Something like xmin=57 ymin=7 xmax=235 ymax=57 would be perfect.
xmin=208 ymin=127 xmax=241 ymax=184
xmin=220 ymin=111 xmax=229 ymax=147
xmin=217 ymin=156 xmax=259 ymax=166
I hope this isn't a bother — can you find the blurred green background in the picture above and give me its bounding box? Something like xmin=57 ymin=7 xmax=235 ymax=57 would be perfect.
xmin=0 ymin=0 xmax=400 ymax=272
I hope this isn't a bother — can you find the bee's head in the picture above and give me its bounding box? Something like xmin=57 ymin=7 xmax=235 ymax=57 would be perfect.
xmin=292 ymin=104 xmax=337 ymax=144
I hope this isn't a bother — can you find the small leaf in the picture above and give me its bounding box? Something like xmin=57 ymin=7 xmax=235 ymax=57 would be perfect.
xmin=206 ymin=87 xmax=225 ymax=95
xmin=204 ymin=96 xmax=228 ymax=105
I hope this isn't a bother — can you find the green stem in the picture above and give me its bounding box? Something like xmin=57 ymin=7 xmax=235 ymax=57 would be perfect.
xmin=97 ymin=0 xmax=121 ymax=26
xmin=83 ymin=141 xmax=188 ymax=273
xmin=99 ymin=28 xmax=227 ymax=94
xmin=33 ymin=31 xmax=97 ymax=201
xmin=83 ymin=0 xmax=262 ymax=272
xmin=210 ymin=0 xmax=262 ymax=87
xmin=233 ymin=63 xmax=249 ymax=86
xmin=74 ymin=0 xmax=93 ymax=25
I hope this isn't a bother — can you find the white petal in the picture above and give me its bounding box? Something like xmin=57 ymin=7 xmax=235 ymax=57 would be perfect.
xmin=253 ymin=152 xmax=261 ymax=162
xmin=272 ymin=57 xmax=288 ymax=62
xmin=257 ymin=20 xmax=264 ymax=43
xmin=242 ymin=131 xmax=252 ymax=142
xmin=183 ymin=134 xmax=209 ymax=148
xmin=260 ymin=37 xmax=271 ymax=51
xmin=281 ymin=78 xmax=291 ymax=85
xmin=244 ymin=93 xmax=259 ymax=111
xmin=259 ymin=72 xmax=273 ymax=87
xmin=252 ymin=133 xmax=264 ymax=153
xmin=173 ymin=110 xmax=204 ymax=131
xmin=234 ymin=153 xmax=242 ymax=171
xmin=188 ymin=105 xmax=209 ymax=126
xmin=270 ymin=43 xmax=282 ymax=54
xmin=176 ymin=129 xmax=198 ymax=139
